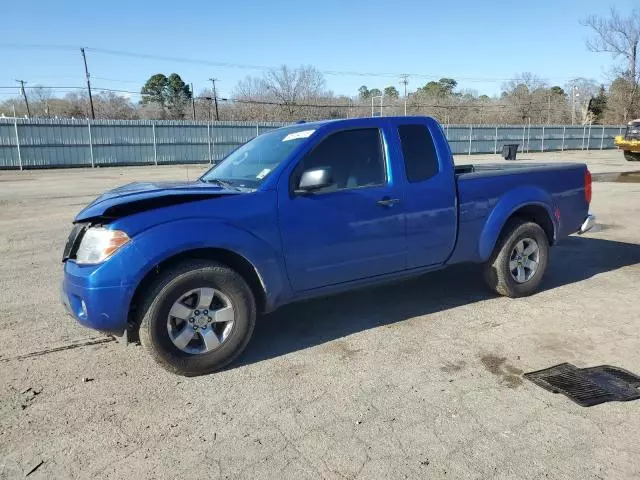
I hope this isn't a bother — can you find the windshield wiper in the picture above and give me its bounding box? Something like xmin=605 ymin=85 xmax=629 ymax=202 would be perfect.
xmin=203 ymin=179 xmax=237 ymax=189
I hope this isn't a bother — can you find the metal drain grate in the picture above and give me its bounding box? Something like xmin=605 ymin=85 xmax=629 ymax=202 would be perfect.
xmin=524 ymin=363 xmax=640 ymax=407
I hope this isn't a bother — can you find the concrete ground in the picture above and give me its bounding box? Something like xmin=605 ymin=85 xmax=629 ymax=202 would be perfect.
xmin=1 ymin=150 xmax=639 ymax=479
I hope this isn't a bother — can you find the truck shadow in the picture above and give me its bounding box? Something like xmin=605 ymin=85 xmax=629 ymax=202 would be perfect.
xmin=235 ymin=236 xmax=640 ymax=369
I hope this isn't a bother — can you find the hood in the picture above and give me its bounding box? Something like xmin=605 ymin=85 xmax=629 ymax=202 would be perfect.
xmin=75 ymin=181 xmax=241 ymax=222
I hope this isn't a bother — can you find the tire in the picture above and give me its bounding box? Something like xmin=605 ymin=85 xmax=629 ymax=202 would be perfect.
xmin=623 ymin=151 xmax=640 ymax=161
xmin=138 ymin=260 xmax=256 ymax=376
xmin=483 ymin=219 xmax=549 ymax=298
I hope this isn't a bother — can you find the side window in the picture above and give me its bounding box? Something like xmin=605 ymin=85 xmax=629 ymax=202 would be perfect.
xmin=398 ymin=124 xmax=440 ymax=182
xmin=298 ymin=128 xmax=386 ymax=193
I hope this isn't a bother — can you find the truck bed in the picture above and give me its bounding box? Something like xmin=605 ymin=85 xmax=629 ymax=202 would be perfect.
xmin=454 ymin=162 xmax=582 ymax=177
xmin=448 ymin=162 xmax=589 ymax=264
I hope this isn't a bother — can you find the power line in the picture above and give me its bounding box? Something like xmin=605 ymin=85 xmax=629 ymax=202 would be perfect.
xmin=0 ymin=85 xmax=89 ymax=90
xmin=0 ymin=43 xmax=79 ymax=51
xmin=92 ymin=76 xmax=141 ymax=84
xmin=213 ymin=97 xmax=562 ymax=110
xmin=0 ymin=43 xmax=593 ymax=84
xmin=87 ymin=47 xmax=271 ymax=73
xmin=84 ymin=48 xmax=577 ymax=83
xmin=0 ymin=85 xmax=144 ymax=95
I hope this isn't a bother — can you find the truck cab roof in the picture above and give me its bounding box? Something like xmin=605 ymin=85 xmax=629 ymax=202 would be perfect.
xmin=278 ymin=115 xmax=438 ymax=130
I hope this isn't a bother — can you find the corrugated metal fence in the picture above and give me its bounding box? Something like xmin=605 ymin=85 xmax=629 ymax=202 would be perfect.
xmin=0 ymin=118 xmax=626 ymax=169
xmin=444 ymin=124 xmax=625 ymax=155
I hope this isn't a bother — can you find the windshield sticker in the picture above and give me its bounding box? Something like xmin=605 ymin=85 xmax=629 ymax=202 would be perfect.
xmin=256 ymin=168 xmax=271 ymax=179
xmin=282 ymin=130 xmax=315 ymax=142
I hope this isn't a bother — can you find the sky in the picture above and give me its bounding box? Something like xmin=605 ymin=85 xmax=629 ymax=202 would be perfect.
xmin=0 ymin=0 xmax=637 ymax=102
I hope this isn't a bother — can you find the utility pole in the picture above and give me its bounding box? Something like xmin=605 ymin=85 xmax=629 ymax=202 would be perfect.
xmin=400 ymin=74 xmax=409 ymax=116
xmin=190 ymin=83 xmax=196 ymax=120
xmin=371 ymin=95 xmax=383 ymax=117
xmin=16 ymin=80 xmax=31 ymax=117
xmin=209 ymin=78 xmax=220 ymax=121
xmin=80 ymin=48 xmax=95 ymax=119
xmin=570 ymin=83 xmax=579 ymax=126
xmin=206 ymin=98 xmax=212 ymax=121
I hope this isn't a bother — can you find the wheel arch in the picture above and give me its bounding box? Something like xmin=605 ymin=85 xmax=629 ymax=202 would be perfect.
xmin=507 ymin=204 xmax=555 ymax=244
xmin=126 ymin=247 xmax=267 ymax=341
xmin=479 ymin=189 xmax=556 ymax=262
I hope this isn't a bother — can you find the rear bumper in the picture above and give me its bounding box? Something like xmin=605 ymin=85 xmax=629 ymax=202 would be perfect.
xmin=578 ymin=214 xmax=596 ymax=234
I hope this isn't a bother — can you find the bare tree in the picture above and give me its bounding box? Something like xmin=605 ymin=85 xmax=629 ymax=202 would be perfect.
xmin=0 ymin=98 xmax=25 ymax=118
xmin=583 ymin=7 xmax=640 ymax=120
xmin=60 ymin=92 xmax=89 ymax=118
xmin=0 ymin=64 xmax=597 ymax=124
xmin=262 ymin=65 xmax=326 ymax=120
xmin=228 ymin=65 xmax=328 ymax=121
xmin=501 ymin=73 xmax=548 ymax=123
xmin=565 ymin=78 xmax=599 ymax=124
xmin=30 ymin=86 xmax=54 ymax=117
xmin=138 ymin=101 xmax=166 ymax=120
xmin=605 ymin=77 xmax=637 ymax=123
xmin=232 ymin=78 xmax=271 ymax=121
xmin=94 ymin=91 xmax=138 ymax=119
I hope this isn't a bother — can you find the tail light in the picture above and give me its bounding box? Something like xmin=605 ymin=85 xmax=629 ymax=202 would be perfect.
xmin=584 ymin=169 xmax=592 ymax=204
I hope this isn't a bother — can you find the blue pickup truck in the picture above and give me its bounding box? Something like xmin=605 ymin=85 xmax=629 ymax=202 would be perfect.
xmin=61 ymin=116 xmax=595 ymax=375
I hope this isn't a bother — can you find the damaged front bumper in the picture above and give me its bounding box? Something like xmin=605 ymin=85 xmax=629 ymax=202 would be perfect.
xmin=60 ymin=268 xmax=134 ymax=336
xmin=60 ymin=241 xmax=148 ymax=336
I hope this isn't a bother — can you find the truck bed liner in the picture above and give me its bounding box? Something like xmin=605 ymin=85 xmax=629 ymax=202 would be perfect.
xmin=455 ymin=163 xmax=584 ymax=178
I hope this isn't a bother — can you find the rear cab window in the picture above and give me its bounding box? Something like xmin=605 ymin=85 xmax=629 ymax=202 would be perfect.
xmin=398 ymin=124 xmax=440 ymax=182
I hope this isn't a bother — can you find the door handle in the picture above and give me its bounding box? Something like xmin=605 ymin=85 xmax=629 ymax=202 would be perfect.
xmin=376 ymin=197 xmax=400 ymax=207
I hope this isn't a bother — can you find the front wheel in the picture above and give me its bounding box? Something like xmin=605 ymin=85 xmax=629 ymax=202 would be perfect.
xmin=623 ymin=151 xmax=640 ymax=161
xmin=483 ymin=219 xmax=549 ymax=298
xmin=138 ymin=260 xmax=256 ymax=376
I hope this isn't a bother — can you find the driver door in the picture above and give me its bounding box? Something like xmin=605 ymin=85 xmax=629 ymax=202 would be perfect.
xmin=278 ymin=126 xmax=406 ymax=292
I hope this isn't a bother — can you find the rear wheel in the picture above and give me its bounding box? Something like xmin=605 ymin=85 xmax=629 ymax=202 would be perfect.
xmin=483 ymin=219 xmax=549 ymax=298
xmin=623 ymin=151 xmax=640 ymax=161
xmin=138 ymin=260 xmax=256 ymax=376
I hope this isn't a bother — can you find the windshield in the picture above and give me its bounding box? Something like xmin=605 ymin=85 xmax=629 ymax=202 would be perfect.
xmin=201 ymin=126 xmax=317 ymax=189
xmin=626 ymin=122 xmax=640 ymax=134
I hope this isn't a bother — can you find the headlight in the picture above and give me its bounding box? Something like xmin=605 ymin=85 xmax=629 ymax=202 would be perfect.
xmin=75 ymin=227 xmax=130 ymax=264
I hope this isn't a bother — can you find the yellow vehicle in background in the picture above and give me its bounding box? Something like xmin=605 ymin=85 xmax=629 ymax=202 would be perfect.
xmin=615 ymin=119 xmax=640 ymax=161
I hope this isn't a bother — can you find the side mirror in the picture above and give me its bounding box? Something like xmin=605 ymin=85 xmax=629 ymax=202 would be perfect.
xmin=295 ymin=167 xmax=333 ymax=194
